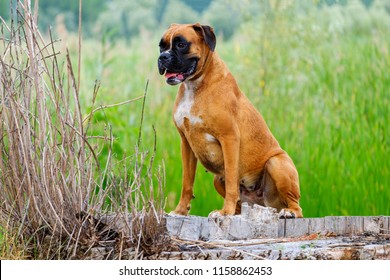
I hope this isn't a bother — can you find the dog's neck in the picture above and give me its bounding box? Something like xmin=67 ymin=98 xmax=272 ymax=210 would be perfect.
xmin=183 ymin=74 xmax=203 ymax=92
xmin=184 ymin=52 xmax=227 ymax=91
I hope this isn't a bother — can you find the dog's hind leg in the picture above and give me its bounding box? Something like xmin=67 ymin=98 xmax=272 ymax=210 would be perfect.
xmin=263 ymin=153 xmax=303 ymax=218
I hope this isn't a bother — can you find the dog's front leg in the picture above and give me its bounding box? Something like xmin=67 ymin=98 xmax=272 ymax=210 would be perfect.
xmin=170 ymin=135 xmax=197 ymax=216
xmin=209 ymin=132 xmax=240 ymax=217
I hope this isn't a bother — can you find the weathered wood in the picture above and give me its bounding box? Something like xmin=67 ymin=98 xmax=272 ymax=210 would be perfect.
xmin=324 ymin=216 xmax=366 ymax=235
xmin=94 ymin=210 xmax=390 ymax=260
xmin=168 ymin=204 xmax=280 ymax=241
xmin=363 ymin=216 xmax=384 ymax=233
xmin=284 ymin=218 xmax=310 ymax=237
xmin=382 ymin=216 xmax=390 ymax=234
xmin=278 ymin=219 xmax=285 ymax=237
xmin=279 ymin=217 xmax=326 ymax=237
xmin=166 ymin=215 xmax=209 ymax=240
xmin=125 ymin=235 xmax=390 ymax=260
xmin=325 ymin=216 xmax=347 ymax=234
xmin=308 ymin=217 xmax=326 ymax=234
xmin=166 ymin=212 xmax=390 ymax=240
xmin=102 ymin=208 xmax=390 ymax=241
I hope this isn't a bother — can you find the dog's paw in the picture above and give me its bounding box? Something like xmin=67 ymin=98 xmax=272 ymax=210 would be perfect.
xmin=208 ymin=209 xmax=235 ymax=219
xmin=278 ymin=209 xmax=296 ymax=219
xmin=168 ymin=211 xmax=186 ymax=217
xmin=168 ymin=207 xmax=190 ymax=216
xmin=208 ymin=210 xmax=223 ymax=219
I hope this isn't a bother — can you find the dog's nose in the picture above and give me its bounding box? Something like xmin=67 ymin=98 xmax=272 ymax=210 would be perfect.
xmin=159 ymin=52 xmax=170 ymax=62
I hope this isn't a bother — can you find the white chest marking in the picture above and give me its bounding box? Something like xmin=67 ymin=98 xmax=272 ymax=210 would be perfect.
xmin=174 ymin=84 xmax=202 ymax=127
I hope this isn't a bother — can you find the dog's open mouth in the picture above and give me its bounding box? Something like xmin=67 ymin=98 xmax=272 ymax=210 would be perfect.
xmin=164 ymin=72 xmax=185 ymax=84
xmin=161 ymin=60 xmax=197 ymax=85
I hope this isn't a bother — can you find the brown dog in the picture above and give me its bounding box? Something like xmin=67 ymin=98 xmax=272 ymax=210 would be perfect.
xmin=158 ymin=23 xmax=303 ymax=218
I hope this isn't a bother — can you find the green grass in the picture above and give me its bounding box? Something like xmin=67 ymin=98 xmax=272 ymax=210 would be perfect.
xmin=75 ymin=3 xmax=389 ymax=217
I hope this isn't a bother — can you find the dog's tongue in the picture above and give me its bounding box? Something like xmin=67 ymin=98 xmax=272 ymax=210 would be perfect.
xmin=165 ymin=72 xmax=184 ymax=80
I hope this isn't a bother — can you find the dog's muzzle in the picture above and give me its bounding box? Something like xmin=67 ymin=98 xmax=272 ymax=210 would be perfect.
xmin=158 ymin=53 xmax=198 ymax=86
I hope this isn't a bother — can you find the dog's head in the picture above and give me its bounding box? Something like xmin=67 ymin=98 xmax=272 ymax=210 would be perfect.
xmin=158 ymin=23 xmax=216 ymax=85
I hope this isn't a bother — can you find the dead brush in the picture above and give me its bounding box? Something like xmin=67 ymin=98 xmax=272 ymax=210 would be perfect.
xmin=0 ymin=1 xmax=168 ymax=259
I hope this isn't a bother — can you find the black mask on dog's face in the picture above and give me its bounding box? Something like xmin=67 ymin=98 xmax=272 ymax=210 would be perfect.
xmin=158 ymin=35 xmax=199 ymax=85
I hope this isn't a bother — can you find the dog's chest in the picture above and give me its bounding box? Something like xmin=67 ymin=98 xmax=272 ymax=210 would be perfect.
xmin=174 ymin=85 xmax=225 ymax=175
xmin=174 ymin=86 xmax=202 ymax=128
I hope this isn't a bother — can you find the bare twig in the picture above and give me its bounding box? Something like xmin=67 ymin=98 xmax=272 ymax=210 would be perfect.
xmin=137 ymin=80 xmax=149 ymax=148
xmin=82 ymin=95 xmax=144 ymax=124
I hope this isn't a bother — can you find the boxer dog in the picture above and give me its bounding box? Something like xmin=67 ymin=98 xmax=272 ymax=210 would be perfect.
xmin=158 ymin=23 xmax=303 ymax=218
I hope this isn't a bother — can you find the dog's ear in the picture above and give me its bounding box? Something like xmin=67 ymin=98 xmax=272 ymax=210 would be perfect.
xmin=193 ymin=23 xmax=216 ymax=52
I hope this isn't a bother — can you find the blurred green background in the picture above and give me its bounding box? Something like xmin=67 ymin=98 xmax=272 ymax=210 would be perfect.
xmin=1 ymin=0 xmax=388 ymax=217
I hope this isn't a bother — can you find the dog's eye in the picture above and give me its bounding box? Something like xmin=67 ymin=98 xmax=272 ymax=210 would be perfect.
xmin=177 ymin=42 xmax=186 ymax=49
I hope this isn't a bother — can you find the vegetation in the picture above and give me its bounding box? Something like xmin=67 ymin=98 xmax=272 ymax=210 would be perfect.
xmin=0 ymin=1 xmax=167 ymax=259
xmin=0 ymin=0 xmax=389 ymax=259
